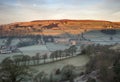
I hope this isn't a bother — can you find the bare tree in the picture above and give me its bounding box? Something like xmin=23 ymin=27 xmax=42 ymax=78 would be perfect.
xmin=35 ymin=53 xmax=41 ymax=65
xmin=42 ymin=53 xmax=48 ymax=64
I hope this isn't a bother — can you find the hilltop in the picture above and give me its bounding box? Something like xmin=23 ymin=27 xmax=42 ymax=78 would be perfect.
xmin=0 ymin=20 xmax=120 ymax=36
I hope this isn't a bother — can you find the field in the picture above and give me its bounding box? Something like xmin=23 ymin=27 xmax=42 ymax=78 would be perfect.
xmin=0 ymin=30 xmax=120 ymax=82
xmin=84 ymin=30 xmax=120 ymax=45
xmin=31 ymin=55 xmax=89 ymax=74
xmin=0 ymin=30 xmax=120 ymax=62
xmin=0 ymin=43 xmax=71 ymax=62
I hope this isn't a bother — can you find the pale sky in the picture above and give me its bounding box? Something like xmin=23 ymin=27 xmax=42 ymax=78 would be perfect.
xmin=0 ymin=0 xmax=120 ymax=24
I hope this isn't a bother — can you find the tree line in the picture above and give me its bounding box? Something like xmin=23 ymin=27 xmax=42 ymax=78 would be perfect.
xmin=0 ymin=56 xmax=79 ymax=82
xmin=8 ymin=45 xmax=78 ymax=66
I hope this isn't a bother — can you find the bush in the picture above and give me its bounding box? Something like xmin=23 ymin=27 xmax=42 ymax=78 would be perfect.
xmin=61 ymin=65 xmax=75 ymax=82
xmin=87 ymin=77 xmax=96 ymax=82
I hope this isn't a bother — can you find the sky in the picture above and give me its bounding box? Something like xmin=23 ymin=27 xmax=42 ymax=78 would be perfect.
xmin=0 ymin=0 xmax=120 ymax=24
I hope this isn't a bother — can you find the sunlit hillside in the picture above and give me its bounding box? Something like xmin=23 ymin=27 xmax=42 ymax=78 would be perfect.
xmin=0 ymin=20 xmax=120 ymax=36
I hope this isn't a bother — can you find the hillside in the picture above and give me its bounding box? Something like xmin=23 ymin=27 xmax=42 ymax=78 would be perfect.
xmin=0 ymin=20 xmax=120 ymax=36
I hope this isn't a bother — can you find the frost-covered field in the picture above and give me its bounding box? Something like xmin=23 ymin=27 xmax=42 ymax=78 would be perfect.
xmin=10 ymin=38 xmax=20 ymax=46
xmin=84 ymin=30 xmax=120 ymax=45
xmin=0 ymin=43 xmax=71 ymax=62
xmin=19 ymin=45 xmax=50 ymax=56
xmin=46 ymin=42 xmax=70 ymax=51
xmin=19 ymin=42 xmax=70 ymax=55
xmin=32 ymin=55 xmax=89 ymax=74
xmin=0 ymin=30 xmax=120 ymax=63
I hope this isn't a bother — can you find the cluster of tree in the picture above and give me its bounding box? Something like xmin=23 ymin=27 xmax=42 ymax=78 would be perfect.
xmin=11 ymin=53 xmax=48 ymax=66
xmin=12 ymin=45 xmax=78 ymax=66
xmin=81 ymin=44 xmax=112 ymax=55
xmin=0 ymin=57 xmax=31 ymax=82
xmin=50 ymin=45 xmax=77 ymax=61
xmin=0 ymin=57 xmax=79 ymax=82
xmin=33 ymin=65 xmax=76 ymax=82
xmin=0 ymin=45 xmax=78 ymax=82
xmin=85 ymin=45 xmax=120 ymax=82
